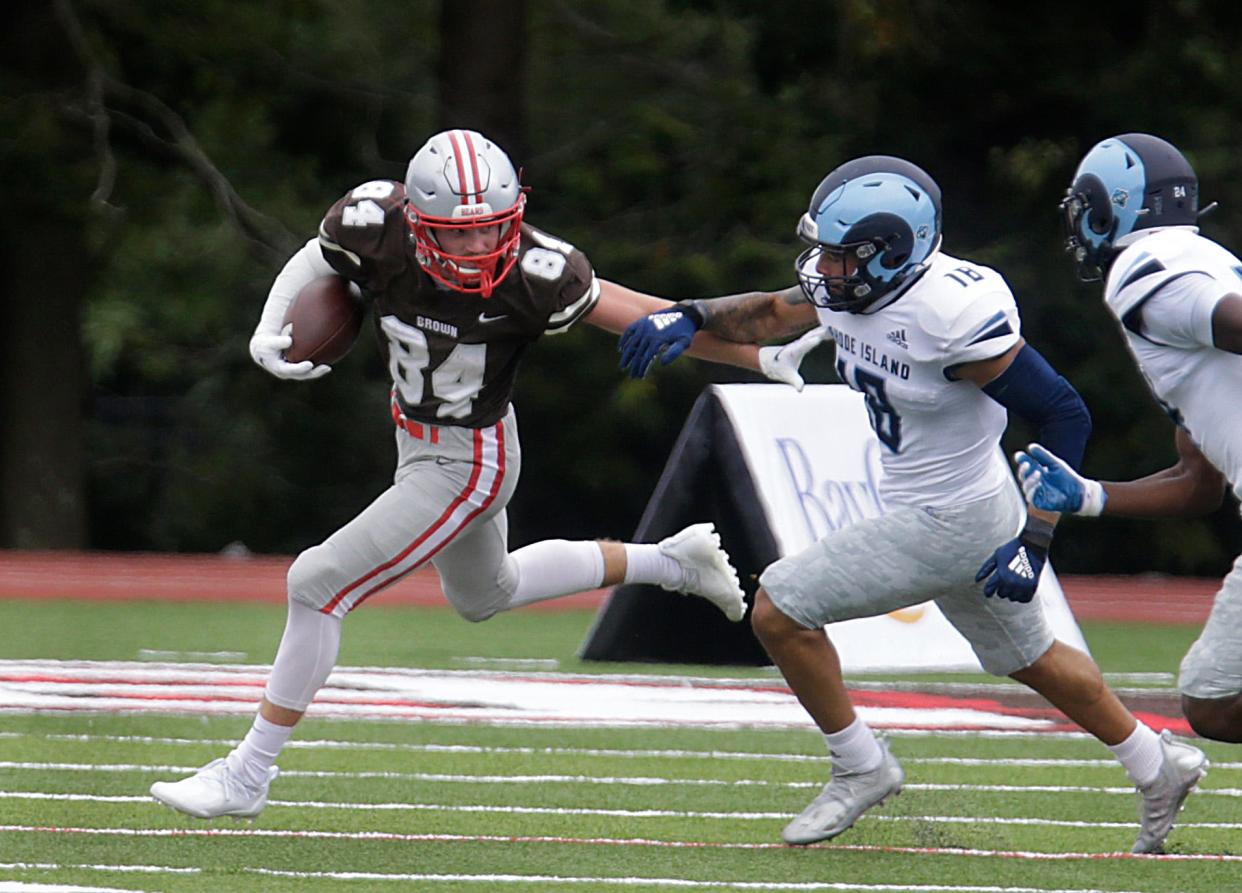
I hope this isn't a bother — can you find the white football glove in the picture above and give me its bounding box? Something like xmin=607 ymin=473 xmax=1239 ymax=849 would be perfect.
xmin=758 ymin=326 xmax=828 ymax=391
xmin=249 ymin=323 xmax=331 ymax=381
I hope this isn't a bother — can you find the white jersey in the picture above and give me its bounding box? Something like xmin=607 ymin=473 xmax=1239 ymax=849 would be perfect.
xmin=1103 ymin=228 xmax=1242 ymax=499
xmin=814 ymin=252 xmax=1022 ymax=509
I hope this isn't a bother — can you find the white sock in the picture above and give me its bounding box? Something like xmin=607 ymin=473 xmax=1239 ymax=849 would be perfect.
xmin=622 ymin=543 xmax=683 ymax=588
xmin=824 ymin=716 xmax=884 ymax=773
xmin=1107 ymin=723 xmax=1163 ymax=787
xmin=508 ymin=540 xmax=606 ymax=608
xmin=228 ymin=714 xmax=293 ymax=790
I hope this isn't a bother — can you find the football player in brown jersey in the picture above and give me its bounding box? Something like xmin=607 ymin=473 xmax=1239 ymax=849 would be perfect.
xmin=150 ymin=129 xmax=821 ymax=820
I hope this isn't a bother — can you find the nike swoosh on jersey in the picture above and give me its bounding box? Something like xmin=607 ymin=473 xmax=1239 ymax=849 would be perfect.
xmin=477 ymin=313 xmax=509 ymax=323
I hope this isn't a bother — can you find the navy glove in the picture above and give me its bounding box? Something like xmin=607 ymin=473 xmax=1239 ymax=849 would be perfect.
xmin=975 ymin=533 xmax=1048 ymax=603
xmin=618 ymin=307 xmax=701 ymax=379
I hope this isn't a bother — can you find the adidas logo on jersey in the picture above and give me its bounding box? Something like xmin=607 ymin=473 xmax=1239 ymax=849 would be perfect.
xmin=1007 ymin=548 xmax=1035 ymax=580
xmin=651 ymin=312 xmax=684 ymax=330
xmin=886 ymin=328 xmax=909 ymax=350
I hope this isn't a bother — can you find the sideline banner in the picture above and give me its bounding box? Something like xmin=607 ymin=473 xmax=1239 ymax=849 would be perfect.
xmin=714 ymin=383 xmax=1089 ymax=672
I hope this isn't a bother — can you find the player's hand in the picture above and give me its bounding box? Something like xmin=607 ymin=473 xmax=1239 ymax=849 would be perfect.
xmin=975 ymin=536 xmax=1047 ymax=603
xmin=618 ymin=309 xmax=701 ymax=379
xmin=758 ymin=327 xmax=828 ymax=391
xmin=249 ymin=324 xmax=332 ymax=381
xmin=1014 ymin=443 xmax=1107 ymax=516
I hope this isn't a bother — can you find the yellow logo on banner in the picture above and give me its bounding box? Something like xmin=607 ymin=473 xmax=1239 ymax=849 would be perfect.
xmin=887 ymin=606 xmax=926 ymax=624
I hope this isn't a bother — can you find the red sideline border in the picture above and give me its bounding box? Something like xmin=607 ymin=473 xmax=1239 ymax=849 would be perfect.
xmin=0 ymin=550 xmax=602 ymax=611
xmin=0 ymin=550 xmax=1219 ymax=623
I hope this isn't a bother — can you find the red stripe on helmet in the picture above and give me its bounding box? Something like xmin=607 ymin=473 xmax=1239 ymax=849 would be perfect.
xmin=445 ymin=130 xmax=484 ymax=207
xmin=458 ymin=130 xmax=484 ymax=205
xmin=446 ymin=130 xmax=474 ymax=206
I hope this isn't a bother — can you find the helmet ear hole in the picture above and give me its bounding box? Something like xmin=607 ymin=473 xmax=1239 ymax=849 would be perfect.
xmin=862 ymin=212 xmax=914 ymax=271
xmin=1074 ymin=173 xmax=1114 ymax=236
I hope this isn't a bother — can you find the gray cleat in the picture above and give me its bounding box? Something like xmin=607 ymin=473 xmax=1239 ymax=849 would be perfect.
xmin=782 ymin=738 xmax=904 ymax=845
xmin=150 ymin=757 xmax=279 ymax=820
xmin=1131 ymin=729 xmax=1208 ymax=854
xmin=658 ymin=522 xmax=746 ymax=622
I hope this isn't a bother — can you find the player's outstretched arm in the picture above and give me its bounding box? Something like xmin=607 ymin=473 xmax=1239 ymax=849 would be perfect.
xmin=599 ymin=280 xmax=820 ymax=382
xmin=1017 ymin=427 xmax=1225 ymax=519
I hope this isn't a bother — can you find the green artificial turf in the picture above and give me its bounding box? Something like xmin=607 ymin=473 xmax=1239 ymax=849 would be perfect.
xmin=0 ymin=598 xmax=1233 ymax=892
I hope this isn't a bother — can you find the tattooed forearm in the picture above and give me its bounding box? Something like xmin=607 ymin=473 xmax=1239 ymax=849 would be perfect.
xmin=684 ymin=286 xmax=809 ymax=342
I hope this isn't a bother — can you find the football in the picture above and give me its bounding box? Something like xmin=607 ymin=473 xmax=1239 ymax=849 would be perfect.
xmin=282 ymin=275 xmax=366 ymax=365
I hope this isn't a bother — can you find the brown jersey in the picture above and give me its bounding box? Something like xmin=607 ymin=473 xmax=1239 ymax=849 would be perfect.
xmin=318 ymin=179 xmax=599 ymax=428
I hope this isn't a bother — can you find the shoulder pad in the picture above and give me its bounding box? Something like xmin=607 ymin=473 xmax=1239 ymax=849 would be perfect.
xmin=1105 ymin=230 xmax=1226 ymax=319
xmin=516 ymin=225 xmax=600 ymax=335
xmin=916 ymin=259 xmax=1021 ymax=368
xmin=318 ymin=180 xmax=408 ymax=285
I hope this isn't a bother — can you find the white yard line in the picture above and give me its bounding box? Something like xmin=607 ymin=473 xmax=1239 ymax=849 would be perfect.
xmin=0 ymin=853 xmax=1229 ymax=889
xmin=3 ymin=761 xmax=1241 ymax=795
xmin=136 ymin=649 xmax=247 ymax=661
xmin=0 ymin=862 xmax=195 ymax=875
xmin=6 ymin=819 xmax=1242 ymax=837
xmin=2 ymin=787 xmax=1239 ymax=817
xmin=453 ymin=657 xmax=562 ymax=669
xmin=3 ymin=734 xmax=1239 ymax=771
xmin=0 ymin=884 xmax=149 ymax=893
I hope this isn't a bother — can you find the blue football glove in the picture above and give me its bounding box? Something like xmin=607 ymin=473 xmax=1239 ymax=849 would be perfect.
xmin=975 ymin=536 xmax=1047 ymax=603
xmin=618 ymin=309 xmax=701 ymax=379
xmin=1013 ymin=443 xmax=1107 ymax=516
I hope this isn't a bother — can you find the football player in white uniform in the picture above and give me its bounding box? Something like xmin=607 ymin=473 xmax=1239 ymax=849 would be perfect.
xmin=619 ymin=155 xmax=1206 ymax=854
xmin=148 ymin=129 xmax=821 ymax=822
xmin=1018 ymin=133 xmax=1242 ymax=746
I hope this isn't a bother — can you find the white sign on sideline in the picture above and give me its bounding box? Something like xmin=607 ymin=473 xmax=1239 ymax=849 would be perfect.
xmin=713 ymin=383 xmax=1089 ymax=673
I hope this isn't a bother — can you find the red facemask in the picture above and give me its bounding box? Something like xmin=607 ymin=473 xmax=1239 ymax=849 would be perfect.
xmin=404 ymin=195 xmax=526 ymax=297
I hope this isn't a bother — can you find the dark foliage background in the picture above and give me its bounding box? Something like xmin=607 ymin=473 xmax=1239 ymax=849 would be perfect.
xmin=2 ymin=0 xmax=1239 ymax=575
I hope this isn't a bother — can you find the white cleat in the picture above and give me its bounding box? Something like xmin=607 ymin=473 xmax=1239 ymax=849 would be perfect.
xmin=150 ymin=757 xmax=278 ymax=820
xmin=658 ymin=522 xmax=746 ymax=621
xmin=782 ymin=738 xmax=904 ymax=845
xmin=1131 ymin=729 xmax=1208 ymax=854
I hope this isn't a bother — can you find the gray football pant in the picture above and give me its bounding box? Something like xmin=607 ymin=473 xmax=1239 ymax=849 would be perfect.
xmin=288 ymin=409 xmax=522 ymax=620
xmin=760 ymin=483 xmax=1055 ymax=677
xmin=1180 ymin=550 xmax=1242 ymax=699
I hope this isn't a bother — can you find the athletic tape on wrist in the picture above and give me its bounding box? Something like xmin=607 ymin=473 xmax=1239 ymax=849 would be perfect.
xmin=675 ymin=299 xmax=708 ymax=328
xmin=1020 ymin=516 xmax=1055 ymax=553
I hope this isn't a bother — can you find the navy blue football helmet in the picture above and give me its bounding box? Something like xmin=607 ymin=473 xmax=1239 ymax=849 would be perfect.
xmin=1061 ymin=133 xmax=1200 ymax=282
xmin=796 ymin=156 xmax=942 ymax=313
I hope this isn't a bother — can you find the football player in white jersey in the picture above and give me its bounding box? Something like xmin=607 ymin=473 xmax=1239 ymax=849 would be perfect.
xmin=619 ymin=155 xmax=1206 ymax=853
xmin=1017 ymin=132 xmax=1242 ymax=746
xmin=148 ymin=129 xmax=821 ymax=822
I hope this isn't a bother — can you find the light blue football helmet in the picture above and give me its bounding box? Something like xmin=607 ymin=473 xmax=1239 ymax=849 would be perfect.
xmin=796 ymin=156 xmax=942 ymax=313
xmin=1061 ymin=133 xmax=1200 ymax=281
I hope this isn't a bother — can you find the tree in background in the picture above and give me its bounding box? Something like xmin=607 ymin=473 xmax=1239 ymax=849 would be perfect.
xmin=1 ymin=0 xmax=1240 ymax=578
